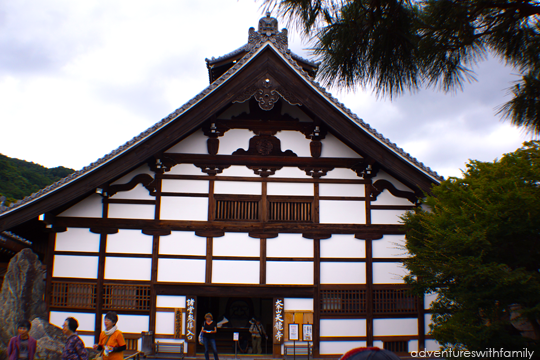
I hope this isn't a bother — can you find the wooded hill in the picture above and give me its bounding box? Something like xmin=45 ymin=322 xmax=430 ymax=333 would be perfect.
xmin=0 ymin=154 xmax=74 ymax=206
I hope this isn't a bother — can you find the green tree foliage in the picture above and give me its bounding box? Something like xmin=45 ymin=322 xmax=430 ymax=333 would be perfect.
xmin=262 ymin=0 xmax=540 ymax=134
xmin=0 ymin=154 xmax=74 ymax=206
xmin=402 ymin=141 xmax=540 ymax=351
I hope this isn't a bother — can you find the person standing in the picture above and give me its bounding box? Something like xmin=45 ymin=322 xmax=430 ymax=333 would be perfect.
xmin=249 ymin=319 xmax=267 ymax=354
xmin=7 ymin=320 xmax=37 ymax=360
xmin=201 ymin=313 xmax=219 ymax=360
xmin=62 ymin=317 xmax=88 ymax=360
xmin=93 ymin=312 xmax=126 ymax=360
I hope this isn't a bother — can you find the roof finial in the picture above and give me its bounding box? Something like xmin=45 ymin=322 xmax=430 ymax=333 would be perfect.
xmin=258 ymin=12 xmax=278 ymax=36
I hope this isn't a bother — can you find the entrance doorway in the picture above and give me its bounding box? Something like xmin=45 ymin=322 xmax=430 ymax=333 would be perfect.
xmin=196 ymin=296 xmax=273 ymax=355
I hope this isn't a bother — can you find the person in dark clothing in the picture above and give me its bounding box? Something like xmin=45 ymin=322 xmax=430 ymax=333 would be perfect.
xmin=62 ymin=317 xmax=88 ymax=360
xmin=201 ymin=313 xmax=219 ymax=360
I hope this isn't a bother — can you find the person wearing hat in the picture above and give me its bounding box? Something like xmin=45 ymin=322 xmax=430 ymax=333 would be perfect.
xmin=201 ymin=313 xmax=219 ymax=360
xmin=93 ymin=312 xmax=126 ymax=360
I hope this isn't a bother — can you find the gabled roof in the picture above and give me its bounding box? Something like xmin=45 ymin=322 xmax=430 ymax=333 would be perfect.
xmin=0 ymin=16 xmax=442 ymax=233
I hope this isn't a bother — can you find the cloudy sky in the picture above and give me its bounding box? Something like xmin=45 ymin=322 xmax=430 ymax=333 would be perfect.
xmin=0 ymin=0 xmax=534 ymax=179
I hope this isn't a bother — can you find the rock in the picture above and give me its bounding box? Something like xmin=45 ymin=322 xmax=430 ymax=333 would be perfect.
xmin=30 ymin=317 xmax=66 ymax=360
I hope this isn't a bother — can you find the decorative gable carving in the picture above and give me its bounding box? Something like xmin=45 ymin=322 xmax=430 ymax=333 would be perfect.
xmin=232 ymin=133 xmax=297 ymax=157
xmin=233 ymin=75 xmax=302 ymax=111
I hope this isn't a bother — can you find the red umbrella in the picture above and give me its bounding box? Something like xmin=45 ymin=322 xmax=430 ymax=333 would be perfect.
xmin=339 ymin=347 xmax=401 ymax=360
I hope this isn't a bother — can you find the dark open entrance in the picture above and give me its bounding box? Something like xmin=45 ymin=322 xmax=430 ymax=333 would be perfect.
xmin=196 ymin=296 xmax=273 ymax=355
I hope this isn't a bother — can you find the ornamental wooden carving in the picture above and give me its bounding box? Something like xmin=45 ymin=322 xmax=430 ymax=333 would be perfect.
xmin=232 ymin=75 xmax=302 ymax=111
xmin=371 ymin=179 xmax=418 ymax=204
xmin=232 ymin=134 xmax=297 ymax=157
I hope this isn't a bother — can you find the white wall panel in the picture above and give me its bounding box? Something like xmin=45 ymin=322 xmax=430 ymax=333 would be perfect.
xmin=321 ymin=262 xmax=366 ymax=284
xmin=373 ymin=318 xmax=418 ymax=336
xmin=372 ymin=170 xmax=412 ymax=192
xmin=219 ymin=165 xmax=259 ymax=177
xmin=214 ymin=181 xmax=261 ymax=195
xmin=213 ymin=232 xmax=259 ymax=257
xmin=266 ymin=261 xmax=313 ymax=285
xmin=159 ymin=231 xmax=206 ymax=256
xmin=158 ymin=259 xmax=205 ymax=283
xmin=50 ymin=311 xmax=95 ymax=331
xmin=277 ymin=131 xmax=310 ymax=157
xmin=267 ymin=233 xmax=313 ymax=258
xmin=425 ymin=339 xmax=442 ymax=351
xmin=108 ymin=204 xmax=155 ymax=220
xmin=325 ymin=168 xmax=360 ymax=180
xmin=320 ymin=133 xmax=361 ymax=158
xmin=168 ymin=163 xmax=205 ymax=176
xmin=104 ymin=257 xmax=152 ymax=281
xmin=371 ymin=209 xmax=407 ymax=225
xmin=373 ymin=262 xmax=408 ymax=284
xmin=165 ymin=130 xmax=208 ymax=154
xmin=372 ymin=235 xmax=408 ymax=258
xmin=371 ymin=189 xmax=414 ymax=206
xmin=409 ymin=340 xmax=419 ymax=352
xmin=319 ymin=183 xmax=364 ymax=197
xmin=320 ymin=235 xmax=365 ymax=258
xmin=425 ymin=293 xmax=438 ymax=310
xmin=106 ymin=230 xmax=153 ymax=254
xmin=59 ymin=194 xmax=103 ymax=218
xmin=53 ymin=255 xmax=98 ymax=279
xmin=320 ymin=319 xmax=366 ymax=337
xmin=55 ymin=228 xmax=100 ymax=252
xmin=319 ymin=341 xmax=367 ymax=355
xmin=110 ymin=183 xmax=154 ymax=200
xmin=320 ymin=200 xmax=366 ymax=224
xmin=284 ymin=298 xmax=313 ymax=311
xmin=160 ymin=197 xmax=208 ymax=221
xmin=79 ymin=335 xmax=94 ymax=348
xmin=212 ymin=260 xmax=259 ymax=284
xmin=156 ymin=312 xmax=175 ymax=335
xmin=156 ymin=295 xmax=186 ymax=309
xmin=162 ymin=180 xmax=209 ymax=193
xmin=106 ymin=314 xmax=149 ymax=333
xmin=112 ymin=165 xmax=154 ymax=185
xmin=218 ymin=129 xmax=254 ymax=155
xmin=267 ymin=182 xmax=313 ymax=196
xmin=274 ymin=167 xmax=309 ymax=178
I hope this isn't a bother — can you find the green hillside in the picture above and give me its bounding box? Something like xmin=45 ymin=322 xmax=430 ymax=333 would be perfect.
xmin=0 ymin=154 xmax=74 ymax=206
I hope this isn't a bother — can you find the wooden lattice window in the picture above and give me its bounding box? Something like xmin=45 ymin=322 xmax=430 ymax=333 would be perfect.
xmin=102 ymin=284 xmax=151 ymax=311
xmin=320 ymin=289 xmax=366 ymax=314
xmin=268 ymin=198 xmax=312 ymax=222
xmin=384 ymin=341 xmax=408 ymax=352
xmin=214 ymin=196 xmax=259 ymax=221
xmin=51 ymin=282 xmax=96 ymax=309
xmin=373 ymin=289 xmax=417 ymax=314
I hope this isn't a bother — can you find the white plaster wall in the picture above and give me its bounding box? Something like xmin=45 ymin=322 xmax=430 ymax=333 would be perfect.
xmin=320 ymin=133 xmax=361 ymax=158
xmin=284 ymin=298 xmax=313 ymax=311
xmin=266 ymin=261 xmax=313 ymax=285
xmin=108 ymin=204 xmax=155 ymax=220
xmin=371 ymin=209 xmax=407 ymax=225
xmin=212 ymin=260 xmax=260 ymax=284
xmin=156 ymin=311 xmax=175 ymax=335
xmin=106 ymin=230 xmax=153 ymax=254
xmin=55 ymin=228 xmax=100 ymax=252
xmin=267 ymin=233 xmax=313 ymax=258
xmin=53 ymin=255 xmax=98 ymax=279
xmin=409 ymin=340 xmax=419 ymax=352
xmin=218 ymin=129 xmax=254 ymax=155
xmin=319 ymin=183 xmax=365 ymax=197
xmin=157 ymin=259 xmax=206 ymax=283
xmin=425 ymin=293 xmax=438 ymax=310
xmin=324 ymin=168 xmax=361 ymax=180
xmin=373 ymin=318 xmax=418 ymax=336
xmin=371 ymin=189 xmax=414 ymax=206
xmin=372 ymin=262 xmax=408 ymax=284
xmin=168 ymin=163 xmax=205 ymax=175
xmin=371 ymin=170 xmax=412 ymax=192
xmin=213 ymin=232 xmax=259 ymax=257
xmin=319 ymin=341 xmax=367 ymax=355
xmin=321 ymin=262 xmax=366 ymax=284
xmin=162 ymin=180 xmax=209 ymax=193
xmin=267 ymin=182 xmax=313 ymax=196
xmin=159 ymin=231 xmax=206 ymax=256
xmin=79 ymin=336 xmax=94 ymax=348
xmin=111 ymin=164 xmax=154 ymax=185
xmin=50 ymin=311 xmax=95 ymax=331
xmin=104 ymin=257 xmax=152 ymax=281
xmin=110 ymin=183 xmax=154 ymax=200
xmin=59 ymin=194 xmax=103 ymax=218
xmin=320 ymin=200 xmax=366 ymax=224
xmin=372 ymin=235 xmax=408 ymax=258
xmin=165 ymin=130 xmax=208 ymax=154
xmin=219 ymin=165 xmax=259 ymax=177
xmin=320 ymin=234 xmax=365 ymax=258
xmin=425 ymin=313 xmax=434 ymax=335
xmin=104 ymin=314 xmax=149 ymax=333
xmin=214 ymin=180 xmax=261 ymax=195
xmin=273 ymin=167 xmax=310 ymax=178
xmin=425 ymin=339 xmax=442 ymax=351
xmin=156 ymin=295 xmax=186 ymax=308
xmin=277 ymin=130 xmax=310 ymax=157
xmin=320 ymin=319 xmax=366 ymax=337
xmin=160 ymin=196 xmax=208 ymax=221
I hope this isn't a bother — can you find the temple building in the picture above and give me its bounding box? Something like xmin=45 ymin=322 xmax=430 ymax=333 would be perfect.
xmin=0 ymin=14 xmax=442 ymax=357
